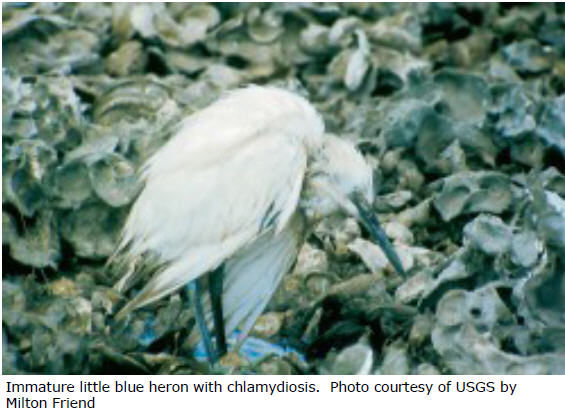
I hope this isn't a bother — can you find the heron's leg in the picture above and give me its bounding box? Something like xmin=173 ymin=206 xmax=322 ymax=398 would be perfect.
xmin=209 ymin=266 xmax=227 ymax=357
xmin=187 ymin=280 xmax=217 ymax=363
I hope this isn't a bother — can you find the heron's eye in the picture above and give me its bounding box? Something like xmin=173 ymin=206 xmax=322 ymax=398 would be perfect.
xmin=308 ymin=169 xmax=325 ymax=180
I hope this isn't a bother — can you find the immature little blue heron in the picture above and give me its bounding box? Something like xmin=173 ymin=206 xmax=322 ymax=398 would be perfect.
xmin=113 ymin=86 xmax=405 ymax=362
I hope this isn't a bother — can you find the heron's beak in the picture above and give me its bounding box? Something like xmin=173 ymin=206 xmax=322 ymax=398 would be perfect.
xmin=352 ymin=194 xmax=406 ymax=277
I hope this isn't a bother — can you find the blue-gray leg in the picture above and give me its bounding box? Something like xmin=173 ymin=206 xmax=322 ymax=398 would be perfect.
xmin=209 ymin=266 xmax=227 ymax=357
xmin=187 ymin=280 xmax=217 ymax=363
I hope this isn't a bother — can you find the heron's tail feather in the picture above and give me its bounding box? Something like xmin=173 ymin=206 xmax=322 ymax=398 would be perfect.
xmin=114 ymin=275 xmax=187 ymax=321
xmin=114 ymin=249 xmax=227 ymax=321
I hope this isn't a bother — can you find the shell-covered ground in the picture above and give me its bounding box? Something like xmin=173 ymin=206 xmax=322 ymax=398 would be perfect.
xmin=2 ymin=3 xmax=565 ymax=374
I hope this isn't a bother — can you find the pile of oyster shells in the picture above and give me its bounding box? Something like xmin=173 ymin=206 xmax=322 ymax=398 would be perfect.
xmin=3 ymin=3 xmax=564 ymax=374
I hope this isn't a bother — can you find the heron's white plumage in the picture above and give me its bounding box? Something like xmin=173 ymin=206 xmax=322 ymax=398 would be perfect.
xmin=142 ymin=86 xmax=323 ymax=179
xmin=113 ymin=85 xmax=388 ymax=353
xmin=115 ymin=86 xmax=323 ymax=318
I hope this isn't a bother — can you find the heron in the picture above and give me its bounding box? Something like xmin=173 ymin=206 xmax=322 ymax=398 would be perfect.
xmin=113 ymin=85 xmax=405 ymax=363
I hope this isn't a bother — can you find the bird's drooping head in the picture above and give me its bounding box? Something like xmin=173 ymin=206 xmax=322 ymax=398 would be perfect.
xmin=301 ymin=135 xmax=405 ymax=276
xmin=302 ymin=135 xmax=373 ymax=221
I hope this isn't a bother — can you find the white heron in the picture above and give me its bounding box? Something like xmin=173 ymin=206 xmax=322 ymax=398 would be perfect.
xmin=113 ymin=85 xmax=405 ymax=362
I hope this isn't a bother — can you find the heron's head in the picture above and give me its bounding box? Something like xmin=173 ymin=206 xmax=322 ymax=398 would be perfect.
xmin=301 ymin=135 xmax=405 ymax=276
xmin=302 ymin=135 xmax=373 ymax=220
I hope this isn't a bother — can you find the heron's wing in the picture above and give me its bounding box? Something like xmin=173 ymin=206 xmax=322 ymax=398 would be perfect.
xmin=220 ymin=213 xmax=304 ymax=339
xmin=141 ymin=86 xmax=323 ymax=180
xmin=115 ymin=128 xmax=308 ymax=318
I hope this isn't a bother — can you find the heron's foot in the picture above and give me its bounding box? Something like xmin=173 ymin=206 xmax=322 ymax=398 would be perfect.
xmin=192 ymin=330 xmax=306 ymax=365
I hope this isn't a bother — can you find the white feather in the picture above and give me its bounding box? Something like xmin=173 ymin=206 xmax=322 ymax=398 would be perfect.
xmin=222 ymin=213 xmax=304 ymax=338
xmin=116 ymin=87 xmax=323 ymax=317
xmin=114 ymin=86 xmax=387 ymax=353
